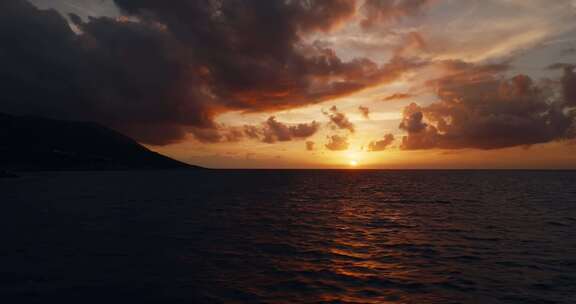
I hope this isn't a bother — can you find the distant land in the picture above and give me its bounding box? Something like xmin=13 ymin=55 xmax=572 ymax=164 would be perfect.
xmin=0 ymin=113 xmax=200 ymax=171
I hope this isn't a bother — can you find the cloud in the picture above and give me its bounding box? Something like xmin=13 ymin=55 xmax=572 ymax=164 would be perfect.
xmin=361 ymin=0 xmax=435 ymax=29
xmin=393 ymin=31 xmax=428 ymax=57
xmin=561 ymin=65 xmax=576 ymax=106
xmin=383 ymin=93 xmax=414 ymax=101
xmin=243 ymin=125 xmax=262 ymax=140
xmin=561 ymin=47 xmax=576 ymax=56
xmin=0 ymin=0 xmax=216 ymax=145
xmin=548 ymin=63 xmax=576 ymax=70
xmin=546 ymin=63 xmax=576 ymax=105
xmin=188 ymin=116 xmax=319 ymax=144
xmin=358 ymin=106 xmax=370 ymax=119
xmin=325 ymin=105 xmax=355 ymax=132
xmin=325 ymin=135 xmax=350 ymax=151
xmin=399 ymin=62 xmax=576 ymax=150
xmin=367 ymin=134 xmax=395 ymax=151
xmin=190 ymin=126 xmax=246 ymax=143
xmin=0 ymin=0 xmax=420 ymax=145
xmin=399 ymin=103 xmax=427 ymax=133
xmin=189 ymin=128 xmax=223 ymax=144
xmin=262 ymin=116 xmax=320 ymax=143
xmin=306 ymin=141 xmax=316 ymax=151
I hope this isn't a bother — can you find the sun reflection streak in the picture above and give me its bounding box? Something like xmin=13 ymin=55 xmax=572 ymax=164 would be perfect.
xmin=314 ymin=177 xmax=439 ymax=303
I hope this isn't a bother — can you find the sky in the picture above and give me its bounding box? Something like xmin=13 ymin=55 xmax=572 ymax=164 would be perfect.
xmin=3 ymin=0 xmax=576 ymax=168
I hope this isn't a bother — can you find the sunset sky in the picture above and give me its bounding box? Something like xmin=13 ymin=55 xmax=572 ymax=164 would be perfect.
xmin=4 ymin=0 xmax=576 ymax=168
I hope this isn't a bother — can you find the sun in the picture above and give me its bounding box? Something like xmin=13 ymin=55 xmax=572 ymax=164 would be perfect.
xmin=349 ymin=160 xmax=358 ymax=167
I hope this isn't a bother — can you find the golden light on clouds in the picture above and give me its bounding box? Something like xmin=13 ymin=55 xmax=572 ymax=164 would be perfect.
xmin=17 ymin=0 xmax=576 ymax=169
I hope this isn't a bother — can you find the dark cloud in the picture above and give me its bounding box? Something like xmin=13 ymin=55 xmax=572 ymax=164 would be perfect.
xmin=0 ymin=0 xmax=215 ymax=145
xmin=0 ymin=0 xmax=419 ymax=145
xmin=399 ymin=62 xmax=576 ymax=150
xmin=561 ymin=65 xmax=576 ymax=106
xmin=548 ymin=63 xmax=575 ymax=70
xmin=324 ymin=106 xmax=355 ymax=132
xmin=0 ymin=1 xmax=83 ymax=118
xmin=114 ymin=0 xmax=357 ymax=35
xmin=111 ymin=0 xmax=364 ymax=115
xmin=361 ymin=0 xmax=435 ymax=29
xmin=306 ymin=141 xmax=316 ymax=151
xmin=399 ymin=103 xmax=427 ymax=133
xmin=190 ymin=126 xmax=246 ymax=143
xmin=561 ymin=47 xmax=576 ymax=56
xmin=243 ymin=125 xmax=262 ymax=140
xmin=359 ymin=106 xmax=370 ymax=119
xmin=190 ymin=128 xmax=222 ymax=143
xmin=383 ymin=93 xmax=414 ymax=101
xmin=262 ymin=117 xmax=320 ymax=143
xmin=325 ymin=134 xmax=349 ymax=151
xmin=189 ymin=116 xmax=320 ymax=144
xmin=367 ymin=134 xmax=395 ymax=151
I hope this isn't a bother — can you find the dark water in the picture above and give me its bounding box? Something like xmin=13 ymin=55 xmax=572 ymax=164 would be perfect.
xmin=1 ymin=170 xmax=576 ymax=303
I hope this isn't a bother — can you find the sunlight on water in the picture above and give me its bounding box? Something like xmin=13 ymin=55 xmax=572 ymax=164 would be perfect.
xmin=1 ymin=170 xmax=576 ymax=303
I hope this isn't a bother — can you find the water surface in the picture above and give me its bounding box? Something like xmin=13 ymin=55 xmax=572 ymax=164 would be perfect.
xmin=1 ymin=170 xmax=575 ymax=303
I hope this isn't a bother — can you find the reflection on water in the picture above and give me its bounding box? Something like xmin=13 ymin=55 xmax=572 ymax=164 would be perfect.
xmin=1 ymin=170 xmax=576 ymax=303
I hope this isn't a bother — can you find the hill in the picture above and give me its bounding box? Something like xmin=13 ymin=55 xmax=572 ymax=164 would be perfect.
xmin=0 ymin=113 xmax=199 ymax=171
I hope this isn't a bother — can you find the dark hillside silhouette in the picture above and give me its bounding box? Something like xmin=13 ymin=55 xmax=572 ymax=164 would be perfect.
xmin=0 ymin=113 xmax=198 ymax=171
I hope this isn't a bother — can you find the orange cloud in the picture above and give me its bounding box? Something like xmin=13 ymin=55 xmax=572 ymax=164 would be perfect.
xmin=325 ymin=135 xmax=350 ymax=151
xmin=306 ymin=141 xmax=316 ymax=151
xmin=399 ymin=62 xmax=576 ymax=150
xmin=358 ymin=106 xmax=370 ymax=119
xmin=1 ymin=0 xmax=424 ymax=146
xmin=360 ymin=0 xmax=436 ymax=29
xmin=367 ymin=134 xmax=395 ymax=151
xmin=382 ymin=93 xmax=414 ymax=101
xmin=325 ymin=105 xmax=356 ymax=133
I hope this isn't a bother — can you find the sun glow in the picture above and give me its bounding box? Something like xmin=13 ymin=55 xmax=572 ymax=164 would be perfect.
xmin=349 ymin=160 xmax=358 ymax=167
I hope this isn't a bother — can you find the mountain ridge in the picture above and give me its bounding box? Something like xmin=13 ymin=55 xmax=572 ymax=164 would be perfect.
xmin=0 ymin=113 xmax=200 ymax=171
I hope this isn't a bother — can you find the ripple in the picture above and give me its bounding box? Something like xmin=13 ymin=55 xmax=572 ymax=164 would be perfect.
xmin=2 ymin=170 xmax=576 ymax=303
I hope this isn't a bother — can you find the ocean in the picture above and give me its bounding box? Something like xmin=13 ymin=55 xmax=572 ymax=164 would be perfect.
xmin=1 ymin=170 xmax=575 ymax=303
